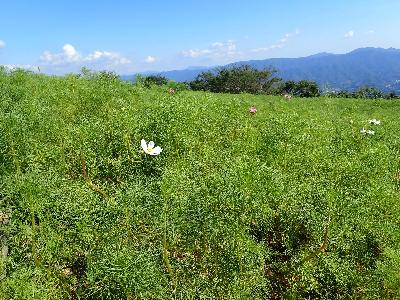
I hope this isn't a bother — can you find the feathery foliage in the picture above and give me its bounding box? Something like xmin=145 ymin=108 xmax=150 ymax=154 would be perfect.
xmin=1 ymin=69 xmax=400 ymax=299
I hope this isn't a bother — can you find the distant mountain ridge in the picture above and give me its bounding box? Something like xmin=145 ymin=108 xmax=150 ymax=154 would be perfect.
xmin=123 ymin=47 xmax=400 ymax=93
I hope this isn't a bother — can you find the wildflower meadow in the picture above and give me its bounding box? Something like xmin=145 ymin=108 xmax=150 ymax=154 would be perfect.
xmin=1 ymin=69 xmax=400 ymax=299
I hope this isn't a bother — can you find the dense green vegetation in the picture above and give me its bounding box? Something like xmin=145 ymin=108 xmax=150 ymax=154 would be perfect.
xmin=144 ymin=65 xmax=399 ymax=99
xmin=1 ymin=69 xmax=400 ymax=299
xmin=189 ymin=65 xmax=281 ymax=94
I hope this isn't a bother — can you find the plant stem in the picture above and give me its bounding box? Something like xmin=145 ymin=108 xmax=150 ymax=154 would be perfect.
xmin=162 ymin=197 xmax=176 ymax=296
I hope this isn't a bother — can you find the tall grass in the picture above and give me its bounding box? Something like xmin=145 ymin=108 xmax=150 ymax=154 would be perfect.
xmin=1 ymin=69 xmax=400 ymax=299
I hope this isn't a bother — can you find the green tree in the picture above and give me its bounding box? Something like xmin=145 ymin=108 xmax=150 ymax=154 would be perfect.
xmin=294 ymin=80 xmax=320 ymax=97
xmin=189 ymin=71 xmax=216 ymax=91
xmin=353 ymin=86 xmax=384 ymax=99
xmin=279 ymin=80 xmax=320 ymax=97
xmin=142 ymin=75 xmax=168 ymax=87
xmin=190 ymin=65 xmax=281 ymax=94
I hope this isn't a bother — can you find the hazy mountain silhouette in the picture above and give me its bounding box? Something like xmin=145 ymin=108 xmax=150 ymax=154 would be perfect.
xmin=123 ymin=47 xmax=400 ymax=92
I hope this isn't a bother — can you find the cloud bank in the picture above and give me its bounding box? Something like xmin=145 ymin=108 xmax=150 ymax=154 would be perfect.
xmin=40 ymin=44 xmax=131 ymax=68
xmin=145 ymin=55 xmax=159 ymax=63
xmin=182 ymin=40 xmax=239 ymax=60
xmin=344 ymin=30 xmax=355 ymax=38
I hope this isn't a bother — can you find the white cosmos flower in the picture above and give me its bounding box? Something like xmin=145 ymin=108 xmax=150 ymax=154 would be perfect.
xmin=141 ymin=139 xmax=162 ymax=155
xmin=366 ymin=130 xmax=375 ymax=135
xmin=360 ymin=128 xmax=367 ymax=134
xmin=368 ymin=119 xmax=381 ymax=125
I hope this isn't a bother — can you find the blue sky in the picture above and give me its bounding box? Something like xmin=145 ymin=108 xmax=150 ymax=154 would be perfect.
xmin=1 ymin=0 xmax=400 ymax=74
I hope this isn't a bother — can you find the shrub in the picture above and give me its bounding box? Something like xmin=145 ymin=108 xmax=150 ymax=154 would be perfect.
xmin=135 ymin=74 xmax=169 ymax=88
xmin=324 ymin=88 xmax=398 ymax=99
xmin=354 ymin=86 xmax=385 ymax=99
xmin=142 ymin=75 xmax=169 ymax=87
xmin=166 ymin=80 xmax=189 ymax=92
xmin=190 ymin=65 xmax=281 ymax=94
xmin=280 ymin=80 xmax=321 ymax=97
xmin=189 ymin=71 xmax=215 ymax=91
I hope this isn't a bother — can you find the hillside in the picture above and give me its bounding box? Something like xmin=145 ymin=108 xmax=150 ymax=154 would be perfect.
xmin=1 ymin=70 xmax=400 ymax=299
xmin=131 ymin=47 xmax=400 ymax=93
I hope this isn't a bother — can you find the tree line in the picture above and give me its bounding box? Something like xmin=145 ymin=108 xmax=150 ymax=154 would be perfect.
xmin=139 ymin=65 xmax=399 ymax=99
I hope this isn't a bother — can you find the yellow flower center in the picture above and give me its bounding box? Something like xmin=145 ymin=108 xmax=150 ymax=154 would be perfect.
xmin=147 ymin=148 xmax=153 ymax=152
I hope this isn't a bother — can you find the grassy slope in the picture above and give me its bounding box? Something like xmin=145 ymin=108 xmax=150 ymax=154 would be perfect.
xmin=1 ymin=71 xmax=400 ymax=299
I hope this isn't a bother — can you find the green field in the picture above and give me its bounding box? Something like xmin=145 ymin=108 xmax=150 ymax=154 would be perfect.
xmin=1 ymin=70 xmax=400 ymax=299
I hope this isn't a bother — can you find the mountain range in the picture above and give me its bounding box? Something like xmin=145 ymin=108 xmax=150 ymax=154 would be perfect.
xmin=123 ymin=47 xmax=400 ymax=93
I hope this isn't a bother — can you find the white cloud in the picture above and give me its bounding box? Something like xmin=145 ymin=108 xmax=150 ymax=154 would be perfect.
xmin=366 ymin=30 xmax=375 ymax=34
xmin=182 ymin=40 xmax=239 ymax=59
xmin=0 ymin=40 xmax=5 ymax=48
xmin=84 ymin=50 xmax=131 ymax=65
xmin=183 ymin=49 xmax=212 ymax=58
xmin=251 ymin=29 xmax=300 ymax=53
xmin=40 ymin=44 xmax=131 ymax=66
xmin=144 ymin=55 xmax=159 ymax=63
xmin=211 ymin=42 xmax=224 ymax=47
xmin=344 ymin=30 xmax=355 ymax=38
xmin=40 ymin=44 xmax=82 ymax=64
xmin=1 ymin=64 xmax=36 ymax=71
xmin=63 ymin=44 xmax=80 ymax=61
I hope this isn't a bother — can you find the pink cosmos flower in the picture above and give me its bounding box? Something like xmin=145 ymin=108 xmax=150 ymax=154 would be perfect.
xmin=249 ymin=106 xmax=257 ymax=114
